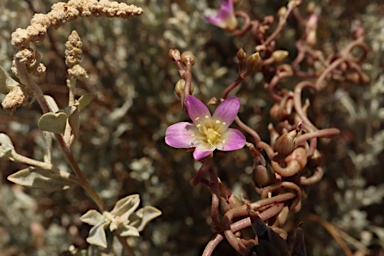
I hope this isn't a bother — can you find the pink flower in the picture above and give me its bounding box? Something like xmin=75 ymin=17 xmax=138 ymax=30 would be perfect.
xmin=165 ymin=96 xmax=246 ymax=160
xmin=205 ymin=0 xmax=238 ymax=31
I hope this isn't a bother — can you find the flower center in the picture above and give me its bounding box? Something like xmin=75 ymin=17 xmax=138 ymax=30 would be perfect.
xmin=194 ymin=116 xmax=226 ymax=146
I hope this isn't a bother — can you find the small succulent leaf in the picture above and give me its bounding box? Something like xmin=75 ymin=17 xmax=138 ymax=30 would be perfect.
xmin=7 ymin=167 xmax=75 ymax=192
xmin=116 ymin=224 xmax=140 ymax=237
xmin=129 ymin=206 xmax=162 ymax=232
xmin=78 ymin=93 xmax=96 ymax=111
xmin=0 ymin=65 xmax=19 ymax=94
xmin=62 ymin=105 xmax=78 ymax=117
xmin=0 ymin=133 xmax=15 ymax=158
xmin=110 ymin=194 xmax=140 ymax=219
xmin=44 ymin=95 xmax=59 ymax=112
xmin=86 ymin=222 xmax=108 ymax=248
xmin=68 ymin=107 xmax=80 ymax=140
xmin=38 ymin=112 xmax=67 ymax=134
xmin=80 ymin=210 xmax=106 ymax=226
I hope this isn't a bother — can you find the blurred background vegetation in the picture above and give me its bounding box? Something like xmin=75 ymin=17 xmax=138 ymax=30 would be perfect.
xmin=0 ymin=0 xmax=383 ymax=255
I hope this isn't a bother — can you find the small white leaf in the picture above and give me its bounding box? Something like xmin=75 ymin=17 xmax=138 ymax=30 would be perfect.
xmin=44 ymin=95 xmax=59 ymax=112
xmin=78 ymin=93 xmax=96 ymax=111
xmin=129 ymin=206 xmax=162 ymax=232
xmin=0 ymin=133 xmax=15 ymax=158
xmin=86 ymin=222 xmax=108 ymax=248
xmin=38 ymin=112 xmax=67 ymax=134
xmin=80 ymin=210 xmax=105 ymax=226
xmin=7 ymin=168 xmax=75 ymax=192
xmin=110 ymin=194 xmax=140 ymax=219
xmin=116 ymin=224 xmax=140 ymax=237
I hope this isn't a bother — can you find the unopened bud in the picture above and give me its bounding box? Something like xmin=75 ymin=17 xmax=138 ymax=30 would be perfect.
xmin=272 ymin=50 xmax=289 ymax=63
xmin=273 ymin=129 xmax=298 ymax=157
xmin=236 ymin=48 xmax=247 ymax=62
xmin=168 ymin=49 xmax=181 ymax=61
xmin=174 ymin=79 xmax=194 ymax=99
xmin=360 ymin=72 xmax=370 ymax=84
xmin=278 ymin=7 xmax=287 ymax=18
xmin=306 ymin=30 xmax=317 ymax=46
xmin=252 ymin=163 xmax=276 ymax=188
xmin=306 ymin=2 xmax=316 ymax=14
xmin=346 ymin=72 xmax=360 ymax=84
xmin=246 ymin=52 xmax=263 ymax=72
xmin=181 ymin=51 xmax=196 ymax=66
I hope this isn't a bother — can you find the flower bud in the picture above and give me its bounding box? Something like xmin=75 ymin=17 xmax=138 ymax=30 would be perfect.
xmin=278 ymin=7 xmax=287 ymax=18
xmin=252 ymin=163 xmax=276 ymax=188
xmin=306 ymin=2 xmax=316 ymax=14
xmin=273 ymin=129 xmax=298 ymax=157
xmin=346 ymin=72 xmax=360 ymax=84
xmin=181 ymin=51 xmax=196 ymax=66
xmin=168 ymin=49 xmax=181 ymax=61
xmin=236 ymin=48 xmax=247 ymax=62
xmin=246 ymin=52 xmax=262 ymax=72
xmin=174 ymin=79 xmax=194 ymax=99
xmin=272 ymin=50 xmax=289 ymax=63
xmin=360 ymin=72 xmax=370 ymax=84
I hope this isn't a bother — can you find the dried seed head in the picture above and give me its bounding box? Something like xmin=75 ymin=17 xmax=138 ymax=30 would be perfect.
xmin=1 ymin=86 xmax=33 ymax=112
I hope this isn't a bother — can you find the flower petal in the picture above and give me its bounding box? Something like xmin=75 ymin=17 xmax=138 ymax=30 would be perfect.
xmin=193 ymin=147 xmax=214 ymax=161
xmin=219 ymin=0 xmax=234 ymax=16
xmin=165 ymin=122 xmax=196 ymax=148
xmin=186 ymin=96 xmax=211 ymax=124
xmin=213 ymin=96 xmax=240 ymax=129
xmin=205 ymin=0 xmax=237 ymax=31
xmin=217 ymin=128 xmax=246 ymax=151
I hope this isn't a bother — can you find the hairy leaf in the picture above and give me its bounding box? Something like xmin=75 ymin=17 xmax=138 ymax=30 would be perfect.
xmin=0 ymin=133 xmax=15 ymax=158
xmin=78 ymin=93 xmax=97 ymax=111
xmin=130 ymin=206 xmax=162 ymax=232
xmin=7 ymin=168 xmax=75 ymax=192
xmin=0 ymin=65 xmax=19 ymax=94
xmin=80 ymin=210 xmax=105 ymax=226
xmin=111 ymin=194 xmax=140 ymax=219
xmin=86 ymin=222 xmax=108 ymax=248
xmin=38 ymin=112 xmax=67 ymax=134
xmin=116 ymin=224 xmax=140 ymax=237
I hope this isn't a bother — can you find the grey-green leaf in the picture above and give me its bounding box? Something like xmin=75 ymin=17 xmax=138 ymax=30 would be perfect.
xmin=78 ymin=93 xmax=96 ymax=111
xmin=110 ymin=194 xmax=140 ymax=219
xmin=0 ymin=65 xmax=19 ymax=94
xmin=116 ymin=224 xmax=140 ymax=237
xmin=68 ymin=107 xmax=80 ymax=140
xmin=7 ymin=168 xmax=75 ymax=192
xmin=86 ymin=222 xmax=108 ymax=248
xmin=38 ymin=112 xmax=67 ymax=134
xmin=44 ymin=95 xmax=59 ymax=112
xmin=0 ymin=133 xmax=15 ymax=158
xmin=129 ymin=206 xmax=162 ymax=232
xmin=80 ymin=210 xmax=106 ymax=226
